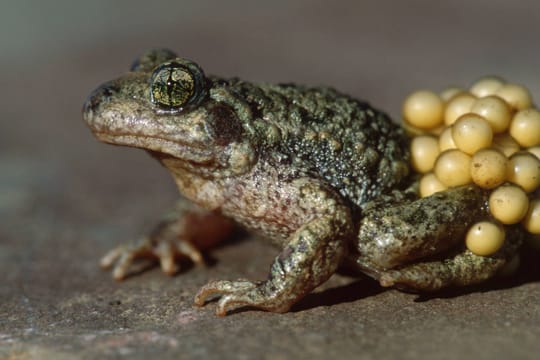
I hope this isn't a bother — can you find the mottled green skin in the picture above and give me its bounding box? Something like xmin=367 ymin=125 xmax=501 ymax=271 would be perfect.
xmin=207 ymin=78 xmax=411 ymax=209
xmin=83 ymin=49 xmax=520 ymax=315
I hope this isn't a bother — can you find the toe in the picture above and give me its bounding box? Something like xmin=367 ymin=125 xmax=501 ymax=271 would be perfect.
xmin=176 ymin=240 xmax=204 ymax=265
xmin=215 ymin=293 xmax=257 ymax=316
xmin=159 ymin=253 xmax=179 ymax=275
xmin=194 ymin=280 xmax=231 ymax=306
xmin=194 ymin=280 xmax=257 ymax=307
xmin=216 ymin=295 xmax=240 ymax=316
xmin=100 ymin=247 xmax=122 ymax=269
xmin=154 ymin=242 xmax=179 ymax=275
xmin=112 ymin=252 xmax=137 ymax=280
xmin=379 ymin=272 xmax=397 ymax=287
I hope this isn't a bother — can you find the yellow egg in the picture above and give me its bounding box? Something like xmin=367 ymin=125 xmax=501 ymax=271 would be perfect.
xmin=495 ymin=83 xmax=533 ymax=110
xmin=451 ymin=114 xmax=493 ymax=155
xmin=528 ymin=146 xmax=540 ymax=160
xmin=444 ymin=93 xmax=476 ymax=125
xmin=470 ymin=95 xmax=512 ymax=133
xmin=411 ymin=135 xmax=440 ymax=173
xmin=507 ymin=152 xmax=540 ymax=192
xmin=489 ymin=185 xmax=529 ymax=224
xmin=470 ymin=149 xmax=508 ymax=189
xmin=523 ymin=198 xmax=540 ymax=234
xmin=403 ymin=90 xmax=444 ymax=130
xmin=419 ymin=173 xmax=447 ymax=197
xmin=466 ymin=221 xmax=505 ymax=256
xmin=438 ymin=127 xmax=457 ymax=152
xmin=492 ymin=134 xmax=521 ymax=157
xmin=434 ymin=149 xmax=472 ymax=187
xmin=509 ymin=109 xmax=540 ymax=147
xmin=470 ymin=76 xmax=505 ymax=97
xmin=440 ymin=87 xmax=463 ymax=102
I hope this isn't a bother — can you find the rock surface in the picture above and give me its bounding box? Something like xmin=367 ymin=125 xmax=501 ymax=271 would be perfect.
xmin=1 ymin=1 xmax=540 ymax=359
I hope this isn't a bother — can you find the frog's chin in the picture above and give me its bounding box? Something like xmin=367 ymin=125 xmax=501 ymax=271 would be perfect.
xmin=93 ymin=132 xmax=215 ymax=164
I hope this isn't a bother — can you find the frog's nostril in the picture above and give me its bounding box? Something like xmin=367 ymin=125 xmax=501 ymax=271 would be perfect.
xmin=83 ymin=83 xmax=118 ymax=115
xmin=82 ymin=92 xmax=100 ymax=116
xmin=82 ymin=97 xmax=97 ymax=126
xmin=99 ymin=83 xmax=119 ymax=99
xmin=102 ymin=88 xmax=112 ymax=97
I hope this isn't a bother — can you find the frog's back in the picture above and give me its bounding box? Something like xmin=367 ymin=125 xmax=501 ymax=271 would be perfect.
xmin=222 ymin=79 xmax=411 ymax=209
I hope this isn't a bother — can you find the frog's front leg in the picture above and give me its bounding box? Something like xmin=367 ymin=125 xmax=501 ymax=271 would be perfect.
xmin=101 ymin=201 xmax=234 ymax=280
xmin=194 ymin=180 xmax=353 ymax=316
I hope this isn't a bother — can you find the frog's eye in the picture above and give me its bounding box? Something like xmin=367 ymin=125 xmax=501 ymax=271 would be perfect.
xmin=150 ymin=59 xmax=207 ymax=111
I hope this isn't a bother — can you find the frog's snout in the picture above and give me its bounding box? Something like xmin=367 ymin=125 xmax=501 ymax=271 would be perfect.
xmin=83 ymin=82 xmax=117 ymax=117
xmin=82 ymin=81 xmax=121 ymax=134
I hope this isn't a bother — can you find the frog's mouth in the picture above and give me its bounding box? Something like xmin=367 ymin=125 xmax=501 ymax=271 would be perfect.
xmin=93 ymin=132 xmax=215 ymax=165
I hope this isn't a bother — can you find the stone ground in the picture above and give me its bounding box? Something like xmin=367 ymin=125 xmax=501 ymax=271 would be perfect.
xmin=1 ymin=1 xmax=540 ymax=359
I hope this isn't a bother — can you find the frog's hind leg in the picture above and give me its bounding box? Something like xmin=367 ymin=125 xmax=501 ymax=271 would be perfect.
xmin=378 ymin=228 xmax=523 ymax=291
xmin=356 ymin=185 xmax=491 ymax=272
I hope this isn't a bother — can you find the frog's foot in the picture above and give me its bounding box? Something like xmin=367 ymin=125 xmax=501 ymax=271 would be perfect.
xmin=378 ymin=252 xmax=504 ymax=291
xmin=194 ymin=280 xmax=278 ymax=316
xmin=195 ymin=222 xmax=351 ymax=314
xmin=379 ymin=228 xmax=523 ymax=291
xmin=101 ymin=236 xmax=204 ymax=280
xmin=101 ymin=202 xmax=234 ymax=280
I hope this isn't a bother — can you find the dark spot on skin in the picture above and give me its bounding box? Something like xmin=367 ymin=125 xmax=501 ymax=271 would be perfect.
xmin=297 ymin=241 xmax=309 ymax=253
xmin=102 ymin=87 xmax=114 ymax=97
xmin=247 ymin=102 xmax=264 ymax=119
xmin=206 ymin=103 xmax=244 ymax=146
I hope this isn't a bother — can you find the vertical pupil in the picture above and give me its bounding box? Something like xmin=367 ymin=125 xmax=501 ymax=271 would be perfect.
xmin=166 ymin=69 xmax=174 ymax=104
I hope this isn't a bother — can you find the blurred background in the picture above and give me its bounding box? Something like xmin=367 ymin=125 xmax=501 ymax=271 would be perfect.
xmin=1 ymin=1 xmax=539 ymax=359
xmin=2 ymin=0 xmax=540 ymax=195
xmin=3 ymin=0 xmax=540 ymax=213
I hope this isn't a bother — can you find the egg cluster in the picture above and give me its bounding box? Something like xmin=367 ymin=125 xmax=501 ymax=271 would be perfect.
xmin=402 ymin=76 xmax=540 ymax=258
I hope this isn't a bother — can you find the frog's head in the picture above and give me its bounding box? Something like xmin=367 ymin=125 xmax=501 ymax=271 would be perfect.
xmin=83 ymin=49 xmax=257 ymax=178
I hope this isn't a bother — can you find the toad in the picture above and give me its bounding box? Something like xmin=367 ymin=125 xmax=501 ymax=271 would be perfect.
xmin=83 ymin=49 xmax=520 ymax=315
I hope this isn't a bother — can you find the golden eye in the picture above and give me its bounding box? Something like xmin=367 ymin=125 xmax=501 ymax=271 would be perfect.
xmin=150 ymin=59 xmax=206 ymax=111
